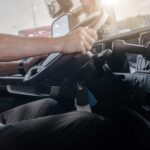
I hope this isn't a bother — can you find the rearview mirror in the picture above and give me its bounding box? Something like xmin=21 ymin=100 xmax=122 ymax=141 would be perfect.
xmin=52 ymin=15 xmax=70 ymax=38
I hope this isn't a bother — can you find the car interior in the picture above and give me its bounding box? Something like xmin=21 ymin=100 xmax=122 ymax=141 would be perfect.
xmin=0 ymin=0 xmax=150 ymax=148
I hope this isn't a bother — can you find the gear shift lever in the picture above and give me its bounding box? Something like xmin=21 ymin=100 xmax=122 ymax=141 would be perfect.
xmin=75 ymin=82 xmax=92 ymax=112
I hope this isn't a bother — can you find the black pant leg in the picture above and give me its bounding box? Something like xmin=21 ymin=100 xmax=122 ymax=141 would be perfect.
xmin=0 ymin=98 xmax=61 ymax=124
xmin=0 ymin=111 xmax=103 ymax=150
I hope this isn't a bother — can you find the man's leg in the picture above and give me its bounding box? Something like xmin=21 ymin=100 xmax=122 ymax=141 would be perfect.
xmin=0 ymin=111 xmax=103 ymax=150
xmin=0 ymin=98 xmax=61 ymax=124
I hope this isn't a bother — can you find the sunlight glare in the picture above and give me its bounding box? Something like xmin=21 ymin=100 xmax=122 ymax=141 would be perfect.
xmin=102 ymin=0 xmax=119 ymax=6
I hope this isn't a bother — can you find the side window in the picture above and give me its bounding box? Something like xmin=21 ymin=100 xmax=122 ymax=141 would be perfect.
xmin=0 ymin=0 xmax=51 ymax=35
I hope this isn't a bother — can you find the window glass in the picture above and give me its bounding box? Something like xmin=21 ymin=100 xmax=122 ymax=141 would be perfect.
xmin=102 ymin=0 xmax=150 ymax=37
xmin=0 ymin=0 xmax=51 ymax=35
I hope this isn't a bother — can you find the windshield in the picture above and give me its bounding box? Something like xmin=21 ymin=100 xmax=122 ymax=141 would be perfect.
xmin=102 ymin=0 xmax=150 ymax=37
xmin=0 ymin=0 xmax=150 ymax=37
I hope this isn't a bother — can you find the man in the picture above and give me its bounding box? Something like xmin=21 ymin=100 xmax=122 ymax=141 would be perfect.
xmin=0 ymin=26 xmax=104 ymax=150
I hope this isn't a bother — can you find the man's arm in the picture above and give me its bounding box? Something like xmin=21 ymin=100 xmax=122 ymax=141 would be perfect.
xmin=0 ymin=27 xmax=97 ymax=62
xmin=0 ymin=62 xmax=19 ymax=76
xmin=0 ymin=56 xmax=44 ymax=76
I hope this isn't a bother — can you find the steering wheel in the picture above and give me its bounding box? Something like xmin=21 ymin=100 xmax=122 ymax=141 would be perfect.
xmin=23 ymin=11 xmax=108 ymax=85
xmin=72 ymin=10 xmax=108 ymax=32
xmin=23 ymin=53 xmax=93 ymax=84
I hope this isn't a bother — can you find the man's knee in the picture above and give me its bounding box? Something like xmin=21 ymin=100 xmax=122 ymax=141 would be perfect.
xmin=62 ymin=112 xmax=102 ymax=149
xmin=71 ymin=111 xmax=101 ymax=121
xmin=26 ymin=98 xmax=61 ymax=116
xmin=39 ymin=98 xmax=61 ymax=115
xmin=37 ymin=98 xmax=58 ymax=109
xmin=65 ymin=111 xmax=102 ymax=128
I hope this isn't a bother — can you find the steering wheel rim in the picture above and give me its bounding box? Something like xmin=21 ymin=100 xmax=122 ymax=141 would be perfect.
xmin=72 ymin=10 xmax=108 ymax=31
xmin=23 ymin=65 xmax=45 ymax=83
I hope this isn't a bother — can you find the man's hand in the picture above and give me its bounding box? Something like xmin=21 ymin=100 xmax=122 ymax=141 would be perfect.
xmin=24 ymin=56 xmax=46 ymax=72
xmin=60 ymin=27 xmax=97 ymax=54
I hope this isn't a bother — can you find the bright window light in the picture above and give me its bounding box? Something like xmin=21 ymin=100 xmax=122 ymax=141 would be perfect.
xmin=102 ymin=0 xmax=119 ymax=6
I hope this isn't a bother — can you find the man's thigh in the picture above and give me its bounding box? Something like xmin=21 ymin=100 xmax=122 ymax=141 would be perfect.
xmin=0 ymin=98 xmax=61 ymax=124
xmin=0 ymin=111 xmax=103 ymax=150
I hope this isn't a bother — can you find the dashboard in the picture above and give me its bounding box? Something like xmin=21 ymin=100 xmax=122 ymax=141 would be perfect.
xmin=23 ymin=27 xmax=150 ymax=85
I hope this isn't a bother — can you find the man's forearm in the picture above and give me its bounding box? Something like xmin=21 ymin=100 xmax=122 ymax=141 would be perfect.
xmin=0 ymin=28 xmax=97 ymax=62
xmin=0 ymin=33 xmax=63 ymax=61
xmin=0 ymin=62 xmax=19 ymax=76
